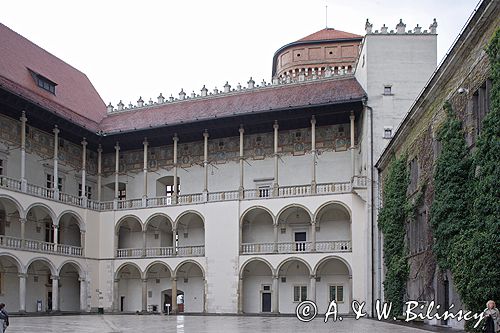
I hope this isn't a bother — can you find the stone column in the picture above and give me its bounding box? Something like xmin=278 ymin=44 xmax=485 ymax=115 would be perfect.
xmin=142 ymin=278 xmax=148 ymax=312
xmin=349 ymin=275 xmax=353 ymax=313
xmin=172 ymin=134 xmax=179 ymax=204
xmin=272 ymin=274 xmax=279 ymax=313
xmin=142 ymin=230 xmax=147 ymax=257
xmin=97 ymin=145 xmax=103 ymax=201
xmin=80 ymin=138 xmax=87 ymax=205
xmin=80 ymin=231 xmax=85 ymax=256
xmin=238 ymin=125 xmax=244 ymax=198
xmin=171 ymin=277 xmax=178 ymax=313
xmin=51 ymin=275 xmax=59 ymax=311
xmin=311 ymin=221 xmax=316 ymax=252
xmin=273 ymin=121 xmax=279 ymax=196
xmin=53 ymin=225 xmax=59 ymax=251
xmin=20 ymin=217 xmax=26 ymax=248
xmin=350 ymin=111 xmax=355 ymax=179
xmin=311 ymin=116 xmax=317 ymax=193
xmin=52 ymin=125 xmax=60 ymax=198
xmin=113 ymin=279 xmax=120 ymax=312
xmin=79 ymin=277 xmax=87 ymax=312
xmin=142 ymin=138 xmax=148 ymax=206
xmin=203 ymin=130 xmax=209 ymax=200
xmin=238 ymin=277 xmax=244 ymax=313
xmin=310 ymin=275 xmax=316 ymax=303
xmin=273 ymin=224 xmax=279 ymax=253
xmin=114 ymin=142 xmax=120 ymax=208
xmin=19 ymin=273 xmax=27 ymax=313
xmin=20 ymin=111 xmax=27 ymax=192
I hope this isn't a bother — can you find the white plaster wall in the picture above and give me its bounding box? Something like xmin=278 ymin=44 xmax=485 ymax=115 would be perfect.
xmin=242 ymin=275 xmax=273 ymax=313
xmin=178 ymin=276 xmax=204 ymax=312
xmin=0 ymin=272 xmax=20 ymax=311
xmin=26 ymin=272 xmax=50 ymax=312
xmin=118 ymin=278 xmax=142 ymax=312
xmin=278 ymin=275 xmax=310 ymax=314
xmin=146 ymin=277 xmax=171 ymax=311
xmin=59 ymin=275 xmax=80 ymax=311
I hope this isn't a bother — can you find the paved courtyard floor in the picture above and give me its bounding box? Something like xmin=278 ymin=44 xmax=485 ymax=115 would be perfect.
xmin=5 ymin=315 xmax=452 ymax=333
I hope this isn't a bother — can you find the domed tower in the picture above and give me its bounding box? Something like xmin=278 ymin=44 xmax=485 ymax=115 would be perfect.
xmin=272 ymin=27 xmax=363 ymax=81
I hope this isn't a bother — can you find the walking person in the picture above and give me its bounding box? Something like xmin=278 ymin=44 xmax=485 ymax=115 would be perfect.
xmin=0 ymin=303 xmax=9 ymax=333
xmin=484 ymin=300 xmax=500 ymax=333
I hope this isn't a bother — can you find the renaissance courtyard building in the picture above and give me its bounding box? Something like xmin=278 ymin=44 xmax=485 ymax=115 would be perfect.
xmin=0 ymin=18 xmax=437 ymax=315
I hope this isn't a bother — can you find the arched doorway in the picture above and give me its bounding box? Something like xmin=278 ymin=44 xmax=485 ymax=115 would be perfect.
xmin=175 ymin=261 xmax=205 ymax=313
xmin=315 ymin=257 xmax=352 ymax=314
xmin=241 ymin=259 xmax=274 ymax=313
xmin=241 ymin=207 xmax=274 ymax=254
xmin=116 ymin=264 xmax=142 ymax=312
xmin=277 ymin=258 xmax=311 ymax=314
xmin=59 ymin=262 xmax=81 ymax=312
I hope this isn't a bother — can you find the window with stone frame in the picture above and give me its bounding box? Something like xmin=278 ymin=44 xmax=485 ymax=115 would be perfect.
xmin=78 ymin=184 xmax=92 ymax=199
xmin=46 ymin=174 xmax=63 ymax=191
xmin=0 ymin=159 xmax=3 ymax=175
xmin=293 ymin=285 xmax=307 ymax=302
xmin=329 ymin=285 xmax=344 ymax=303
xmin=408 ymin=205 xmax=428 ymax=255
xmin=475 ymin=79 xmax=492 ymax=136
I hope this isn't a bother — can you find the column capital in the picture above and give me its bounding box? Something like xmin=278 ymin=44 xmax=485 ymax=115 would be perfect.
xmin=80 ymin=229 xmax=86 ymax=234
xmin=311 ymin=220 xmax=316 ymax=225
xmin=239 ymin=125 xmax=244 ymax=134
xmin=78 ymin=277 xmax=86 ymax=282
xmin=18 ymin=273 xmax=28 ymax=279
xmin=173 ymin=134 xmax=179 ymax=142
xmin=114 ymin=142 xmax=120 ymax=151
xmin=20 ymin=111 xmax=27 ymax=122
xmin=141 ymin=278 xmax=148 ymax=283
xmin=171 ymin=277 xmax=178 ymax=282
xmin=19 ymin=217 xmax=27 ymax=224
xmin=81 ymin=138 xmax=87 ymax=147
xmin=311 ymin=115 xmax=316 ymax=125
xmin=350 ymin=111 xmax=355 ymax=119
xmin=203 ymin=129 xmax=209 ymax=138
xmin=310 ymin=274 xmax=316 ymax=280
xmin=273 ymin=120 xmax=279 ymax=130
xmin=97 ymin=144 xmax=103 ymax=153
xmin=273 ymin=274 xmax=279 ymax=280
xmin=53 ymin=224 xmax=59 ymax=229
xmin=53 ymin=125 xmax=60 ymax=135
xmin=51 ymin=275 xmax=60 ymax=280
xmin=143 ymin=137 xmax=148 ymax=146
xmin=114 ymin=278 xmax=120 ymax=283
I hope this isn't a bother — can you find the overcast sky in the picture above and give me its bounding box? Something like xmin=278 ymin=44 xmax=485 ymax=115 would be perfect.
xmin=1 ymin=0 xmax=478 ymax=105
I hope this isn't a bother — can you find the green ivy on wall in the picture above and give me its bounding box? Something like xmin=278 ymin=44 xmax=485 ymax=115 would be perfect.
xmin=378 ymin=155 xmax=410 ymax=317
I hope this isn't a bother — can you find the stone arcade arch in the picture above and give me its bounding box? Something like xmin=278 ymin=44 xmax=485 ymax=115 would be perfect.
xmin=0 ymin=253 xmax=22 ymax=312
xmin=314 ymin=256 xmax=353 ymax=314
xmin=115 ymin=215 xmax=143 ymax=257
xmin=25 ymin=258 xmax=57 ymax=312
xmin=276 ymin=257 xmax=312 ymax=314
xmin=58 ymin=261 xmax=83 ymax=312
xmin=25 ymin=204 xmax=56 ymax=246
xmin=144 ymin=214 xmax=174 ymax=257
xmin=276 ymin=205 xmax=313 ymax=252
xmin=174 ymin=260 xmax=205 ymax=313
xmin=0 ymin=196 xmax=23 ymax=245
xmin=115 ymin=263 xmax=143 ymax=312
xmin=144 ymin=262 xmax=173 ymax=313
xmin=175 ymin=211 xmax=205 ymax=257
xmin=240 ymin=207 xmax=275 ymax=254
xmin=57 ymin=212 xmax=84 ymax=255
xmin=239 ymin=258 xmax=275 ymax=314
xmin=314 ymin=201 xmax=352 ymax=252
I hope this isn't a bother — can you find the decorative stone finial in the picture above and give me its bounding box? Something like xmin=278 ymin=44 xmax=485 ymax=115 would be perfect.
xmin=214 ymin=87 xmax=219 ymax=94
xmin=128 ymin=102 xmax=133 ymax=109
xmin=169 ymin=94 xmax=174 ymax=102
xmin=201 ymin=85 xmax=208 ymax=97
xmin=237 ymin=82 xmax=242 ymax=90
xmin=148 ymin=98 xmax=153 ymax=105
xmin=413 ymin=24 xmax=422 ymax=34
xmin=224 ymin=81 xmax=231 ymax=93
xmin=285 ymin=74 xmax=291 ymax=84
xmin=396 ymin=19 xmax=406 ymax=34
xmin=429 ymin=18 xmax=438 ymax=34
xmin=107 ymin=102 xmax=114 ymax=112
xmin=179 ymin=89 xmax=186 ymax=100
xmin=157 ymin=93 xmax=165 ymax=103
xmin=272 ymin=77 xmax=279 ymax=85
xmin=137 ymin=96 xmax=144 ymax=107
xmin=312 ymin=68 xmax=318 ymax=80
xmin=191 ymin=91 xmax=196 ymax=98
xmin=117 ymin=100 xmax=124 ymax=111
xmin=380 ymin=24 xmax=388 ymax=34
xmin=325 ymin=66 xmax=332 ymax=78
xmin=261 ymin=79 xmax=266 ymax=87
xmin=298 ymin=69 xmax=305 ymax=82
xmin=247 ymin=77 xmax=255 ymax=89
xmin=365 ymin=19 xmax=373 ymax=34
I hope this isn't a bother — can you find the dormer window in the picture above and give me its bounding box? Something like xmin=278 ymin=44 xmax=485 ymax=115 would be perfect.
xmin=29 ymin=69 xmax=56 ymax=94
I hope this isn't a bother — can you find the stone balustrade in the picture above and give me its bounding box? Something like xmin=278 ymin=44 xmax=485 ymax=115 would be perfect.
xmin=240 ymin=240 xmax=352 ymax=255
xmin=0 ymin=175 xmax=367 ymax=212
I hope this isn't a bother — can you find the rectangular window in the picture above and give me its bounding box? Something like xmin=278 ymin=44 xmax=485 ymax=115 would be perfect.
xmin=383 ymin=85 xmax=392 ymax=95
xmin=0 ymin=159 xmax=3 ymax=175
xmin=78 ymin=184 xmax=92 ymax=199
xmin=35 ymin=74 xmax=56 ymax=94
xmin=383 ymin=127 xmax=393 ymax=139
xmin=293 ymin=285 xmax=307 ymax=302
xmin=408 ymin=158 xmax=418 ymax=194
xmin=46 ymin=174 xmax=63 ymax=191
xmin=118 ymin=189 xmax=126 ymax=200
xmin=329 ymin=285 xmax=344 ymax=303
xmin=258 ymin=186 xmax=271 ymax=198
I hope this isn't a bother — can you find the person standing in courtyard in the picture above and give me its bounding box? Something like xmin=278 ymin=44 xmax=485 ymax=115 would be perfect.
xmin=0 ymin=303 xmax=9 ymax=332
xmin=484 ymin=300 xmax=500 ymax=333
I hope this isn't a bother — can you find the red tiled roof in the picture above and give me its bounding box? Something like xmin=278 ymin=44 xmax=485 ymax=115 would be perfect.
xmin=100 ymin=77 xmax=366 ymax=134
xmin=0 ymin=23 xmax=106 ymax=130
xmin=297 ymin=28 xmax=363 ymax=42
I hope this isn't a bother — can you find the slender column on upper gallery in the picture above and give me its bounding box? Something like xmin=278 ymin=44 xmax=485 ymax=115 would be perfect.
xmin=350 ymin=111 xmax=356 ymax=179
xmin=142 ymin=138 xmax=148 ymax=206
xmin=203 ymin=130 xmax=209 ymax=200
xmin=172 ymin=134 xmax=179 ymax=204
xmin=20 ymin=111 xmax=28 ymax=192
xmin=238 ymin=125 xmax=245 ymax=198
xmin=273 ymin=120 xmax=279 ymax=196
xmin=80 ymin=138 xmax=87 ymax=204
xmin=114 ymin=142 xmax=120 ymax=209
xmin=311 ymin=116 xmax=317 ymax=193
xmin=53 ymin=125 xmax=60 ymax=198
xmin=97 ymin=144 xmax=103 ymax=201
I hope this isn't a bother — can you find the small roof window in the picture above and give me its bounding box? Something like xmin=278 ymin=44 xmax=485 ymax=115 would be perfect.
xmin=29 ymin=69 xmax=57 ymax=94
